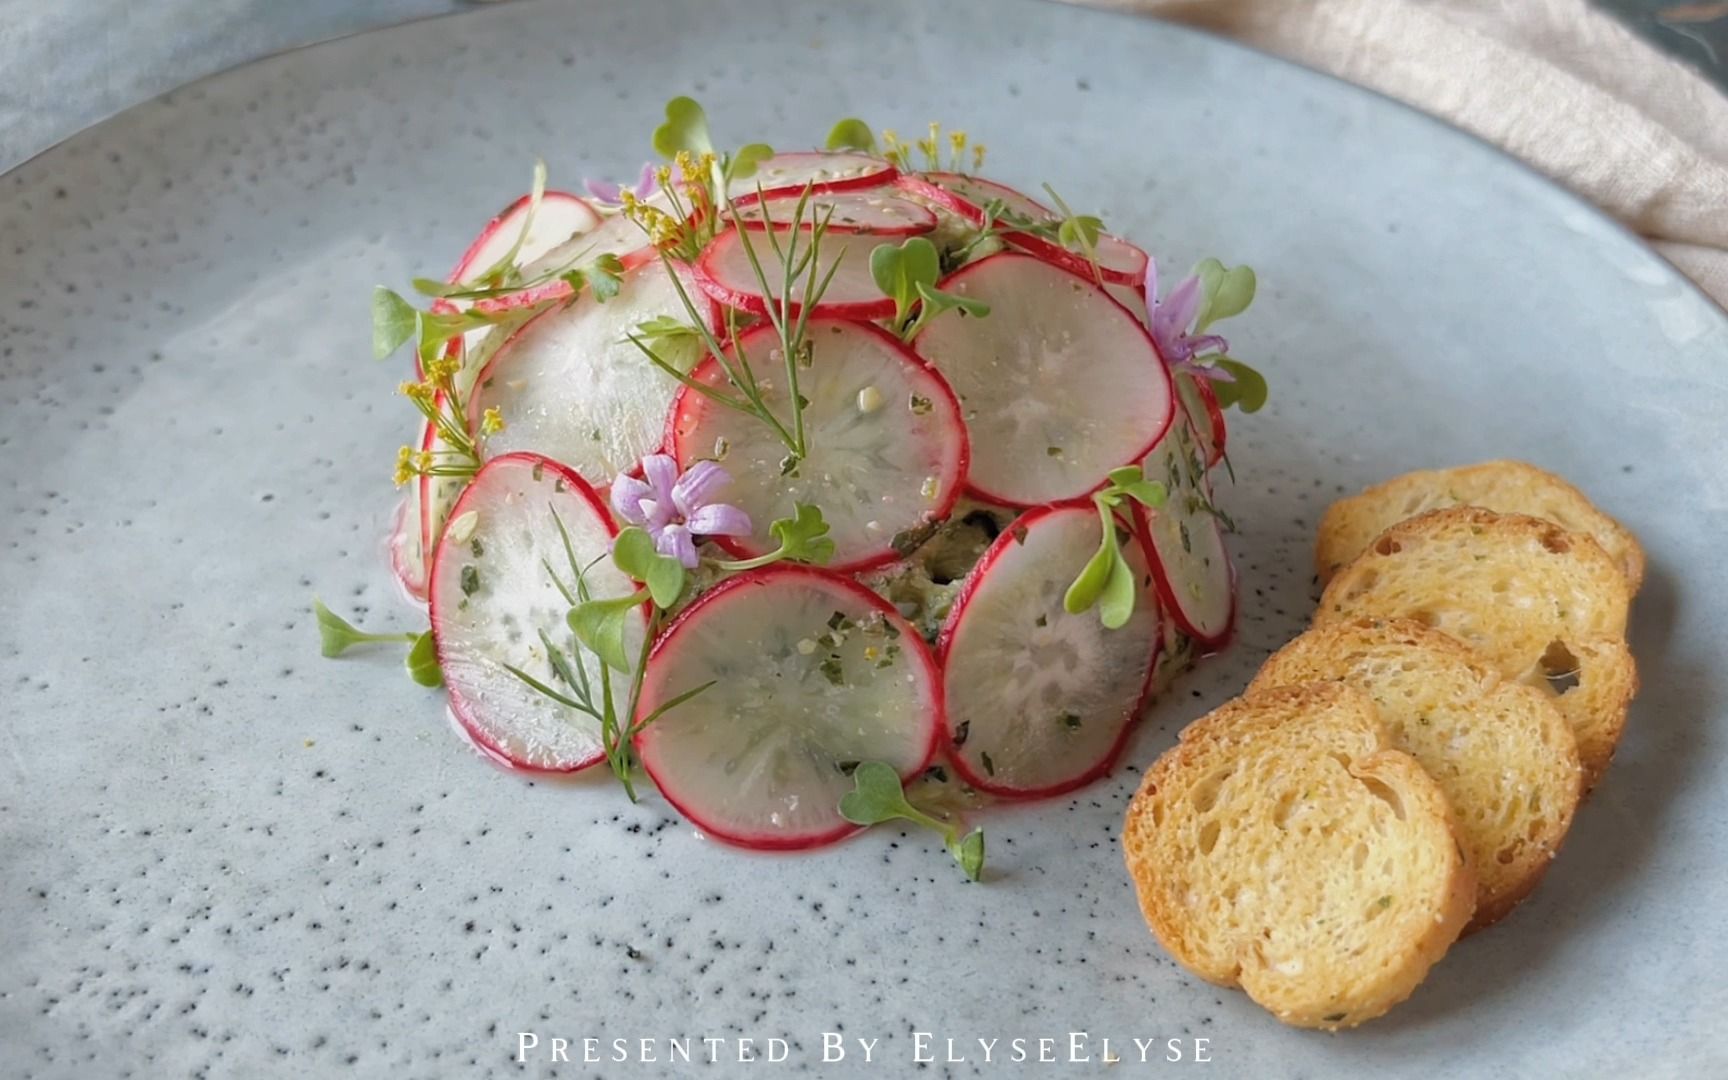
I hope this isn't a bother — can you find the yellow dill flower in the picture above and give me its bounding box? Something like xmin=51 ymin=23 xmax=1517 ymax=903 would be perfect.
xmin=392 ymin=445 xmax=416 ymax=486
xmin=972 ymin=143 xmax=987 ymax=172
xmin=480 ymin=406 xmax=505 ymax=435
xmin=620 ymin=189 xmax=640 ymax=212
xmin=415 ymin=450 xmax=434 ymax=473
xmin=656 ymin=164 xmax=674 ymax=190
xmin=426 ymin=355 xmax=461 ymax=383
xmin=949 ymin=131 xmax=968 ymax=159
xmin=399 ymin=379 xmax=436 ymax=404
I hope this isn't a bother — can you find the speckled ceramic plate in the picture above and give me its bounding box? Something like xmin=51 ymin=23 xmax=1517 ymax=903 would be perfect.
xmin=3 ymin=1 xmax=1726 ymax=1076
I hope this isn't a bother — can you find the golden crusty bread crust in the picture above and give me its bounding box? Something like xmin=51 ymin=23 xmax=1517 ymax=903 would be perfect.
xmin=1249 ymin=619 xmax=1582 ymax=931
xmin=1122 ymin=683 xmax=1475 ymax=1030
xmin=1315 ymin=460 xmax=1645 ymax=591
xmin=1316 ymin=507 xmax=1636 ymax=788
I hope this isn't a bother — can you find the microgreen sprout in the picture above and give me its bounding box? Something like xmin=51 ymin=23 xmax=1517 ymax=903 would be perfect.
xmin=503 ymin=505 xmax=709 ymax=801
xmin=621 ymin=134 xmax=842 ymax=468
xmin=313 ymin=599 xmax=442 ymax=687
xmin=839 ymin=762 xmax=986 ymax=881
xmin=825 ymin=118 xmax=876 ymax=153
xmin=1147 ymin=256 xmax=1267 ymax=415
xmin=1039 ymin=184 xmax=1104 ymax=281
xmin=869 ymin=236 xmax=991 ymax=342
xmin=1063 ymin=465 xmax=1168 ymax=629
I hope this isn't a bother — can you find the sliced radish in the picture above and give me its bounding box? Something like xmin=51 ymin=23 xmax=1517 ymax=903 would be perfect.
xmin=694 ymin=227 xmax=898 ymax=321
xmin=668 ymin=320 xmax=968 ymax=571
xmin=429 ymin=452 xmax=646 ymax=772
xmin=1138 ymin=423 xmax=1235 ymax=646
xmin=728 ymin=152 xmax=896 ymax=203
xmin=1173 ymin=371 xmax=1227 ymax=468
xmin=388 ymin=486 xmax=427 ymax=600
xmin=633 ymin=565 xmax=941 ymax=849
xmin=916 ymin=172 xmax=1053 ymax=226
xmin=937 ymin=502 xmax=1160 ymax=798
xmin=729 ymin=189 xmax=936 ymax=236
xmin=448 ymin=191 xmax=604 ymax=284
xmin=910 ymin=173 xmax=1147 ymax=286
xmin=471 ymin=259 xmax=717 ymax=484
xmin=912 ymin=252 xmax=1173 ymax=506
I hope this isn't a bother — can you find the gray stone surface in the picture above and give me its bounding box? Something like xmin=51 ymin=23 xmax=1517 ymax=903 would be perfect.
xmin=1 ymin=0 xmax=1725 ymax=1076
xmin=0 ymin=0 xmax=1722 ymax=173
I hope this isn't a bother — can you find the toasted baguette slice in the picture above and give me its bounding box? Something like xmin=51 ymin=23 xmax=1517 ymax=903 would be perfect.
xmin=1316 ymin=460 xmax=1645 ymax=591
xmin=1249 ymin=619 xmax=1582 ymax=931
xmin=1122 ymin=683 xmax=1474 ymax=1030
xmin=1316 ymin=507 xmax=1636 ymax=786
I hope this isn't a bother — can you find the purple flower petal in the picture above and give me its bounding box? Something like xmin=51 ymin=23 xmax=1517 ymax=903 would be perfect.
xmin=686 ymin=503 xmax=753 ymax=538
xmin=584 ymin=178 xmax=623 ymax=204
xmin=641 ymin=454 xmax=679 ymax=503
xmin=609 ymin=476 xmax=653 ymax=525
xmin=1176 ymin=360 xmax=1236 ymax=383
xmin=1154 ymin=275 xmax=1202 ymax=342
xmin=1144 ymin=256 xmax=1161 ymax=307
xmin=1187 ymin=333 xmax=1230 ymax=357
xmin=655 ymin=523 xmax=700 ymax=569
xmin=629 ymin=161 xmax=657 ymax=198
xmin=672 ymin=460 xmax=731 ymax=517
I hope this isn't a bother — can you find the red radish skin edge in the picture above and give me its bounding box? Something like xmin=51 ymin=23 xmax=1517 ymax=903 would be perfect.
xmin=471 ymin=245 xmax=660 ymax=316
xmin=692 ymin=228 xmax=898 ymax=322
xmin=731 ymin=199 xmax=937 ymax=237
xmin=632 ymin=563 xmax=945 ymax=851
xmin=428 ymin=452 xmax=620 ymax=776
xmin=1188 ymin=378 xmax=1228 ymax=467
xmin=935 ymin=501 xmax=1162 ymax=800
xmin=728 ymin=154 xmax=899 ymax=206
xmin=911 ymin=172 xmax=1147 ymax=288
xmin=1129 ymin=502 xmax=1238 ymax=649
xmin=926 ymin=251 xmax=1176 ymax=508
xmin=665 ymin=319 xmax=972 ymax=573
xmin=447 ymin=190 xmax=602 ymax=283
xmin=388 ymin=494 xmax=428 ymax=602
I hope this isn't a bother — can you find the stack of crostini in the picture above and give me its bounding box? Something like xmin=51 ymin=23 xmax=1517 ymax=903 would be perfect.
xmin=1122 ymin=461 xmax=1642 ymax=1031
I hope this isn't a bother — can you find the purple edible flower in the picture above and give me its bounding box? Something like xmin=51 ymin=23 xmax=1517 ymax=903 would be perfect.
xmin=584 ymin=162 xmax=657 ymax=207
xmin=610 ymin=455 xmax=752 ymax=568
xmin=1145 ymin=257 xmax=1234 ymax=382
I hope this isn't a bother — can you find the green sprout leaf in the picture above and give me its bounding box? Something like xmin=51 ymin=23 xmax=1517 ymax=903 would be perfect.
xmin=405 ymin=629 xmax=443 ymax=687
xmin=838 ymin=762 xmax=986 ymax=881
xmin=1210 ymin=358 xmax=1269 ymax=413
xmin=825 ymin=118 xmax=877 ymax=153
xmin=1057 ymin=214 xmax=1104 ymax=254
xmin=913 ymin=282 xmax=990 ymax=320
xmin=583 ymin=253 xmax=626 ymax=303
xmin=952 ymin=828 xmax=986 ymax=881
xmin=1104 ymin=465 xmax=1168 ymax=510
xmin=314 ymin=598 xmax=417 ymax=658
xmin=869 ymin=236 xmax=940 ymax=323
xmin=1098 ymin=555 xmax=1137 ymax=630
xmin=729 ymin=142 xmax=775 ymax=182
xmin=1063 ymin=532 xmax=1118 ymax=617
xmin=611 ymin=527 xmax=687 ymax=609
xmin=1193 ymin=259 xmax=1257 ymax=331
xmin=769 ymin=503 xmax=835 ymax=565
xmin=631 ymin=315 xmax=702 ymax=344
xmin=653 ymin=96 xmax=714 ymax=160
xmin=568 ymin=593 xmax=645 ymax=674
xmin=371 ymin=288 xmax=419 ymax=359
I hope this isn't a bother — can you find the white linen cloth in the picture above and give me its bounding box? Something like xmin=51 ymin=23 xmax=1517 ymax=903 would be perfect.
xmin=1073 ymin=0 xmax=1728 ymax=306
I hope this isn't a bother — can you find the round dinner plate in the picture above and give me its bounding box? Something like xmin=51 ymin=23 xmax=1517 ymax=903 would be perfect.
xmin=2 ymin=0 xmax=1724 ymax=1075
